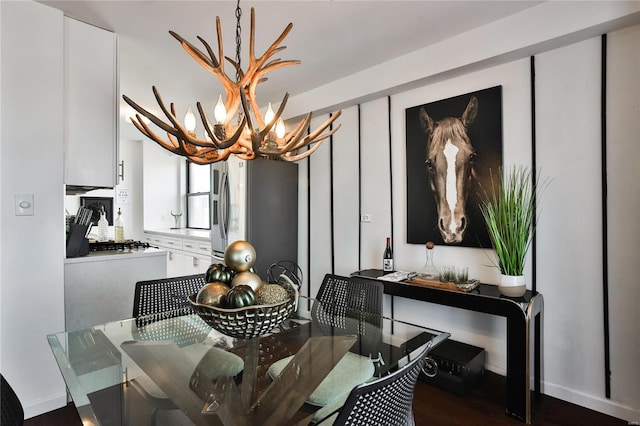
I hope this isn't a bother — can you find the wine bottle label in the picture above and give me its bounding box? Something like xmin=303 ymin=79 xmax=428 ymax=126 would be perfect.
xmin=383 ymin=259 xmax=394 ymax=272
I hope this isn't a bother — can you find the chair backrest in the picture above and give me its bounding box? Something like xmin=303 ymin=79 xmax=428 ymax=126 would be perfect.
xmin=312 ymin=274 xmax=383 ymax=354
xmin=133 ymin=274 xmax=206 ymax=319
xmin=132 ymin=274 xmax=209 ymax=346
xmin=1 ymin=374 xmax=24 ymax=426
xmin=314 ymin=274 xmax=383 ymax=317
xmin=332 ymin=343 xmax=431 ymax=426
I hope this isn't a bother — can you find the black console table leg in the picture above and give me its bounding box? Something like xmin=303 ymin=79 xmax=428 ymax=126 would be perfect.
xmin=533 ymin=296 xmax=544 ymax=402
xmin=506 ymin=314 xmax=529 ymax=423
xmin=535 ymin=312 xmax=542 ymax=400
xmin=506 ymin=294 xmax=543 ymax=424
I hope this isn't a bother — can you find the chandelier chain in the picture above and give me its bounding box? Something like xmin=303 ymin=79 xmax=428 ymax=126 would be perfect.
xmin=235 ymin=0 xmax=242 ymax=84
xmin=235 ymin=0 xmax=243 ymax=125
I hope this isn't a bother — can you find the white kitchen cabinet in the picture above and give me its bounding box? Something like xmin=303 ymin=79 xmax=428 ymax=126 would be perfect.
xmin=144 ymin=231 xmax=212 ymax=277
xmin=144 ymin=233 xmax=183 ymax=277
xmin=182 ymin=239 xmax=212 ymax=275
xmin=167 ymin=250 xmax=186 ymax=277
xmin=182 ymin=253 xmax=211 ymax=275
xmin=64 ymin=17 xmax=118 ymax=189
xmin=182 ymin=239 xmax=212 ymax=257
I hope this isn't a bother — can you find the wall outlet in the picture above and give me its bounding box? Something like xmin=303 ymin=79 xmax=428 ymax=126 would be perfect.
xmin=360 ymin=213 xmax=372 ymax=223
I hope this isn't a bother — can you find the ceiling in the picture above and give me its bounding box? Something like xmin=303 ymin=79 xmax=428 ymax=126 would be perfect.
xmin=39 ymin=0 xmax=541 ymax=139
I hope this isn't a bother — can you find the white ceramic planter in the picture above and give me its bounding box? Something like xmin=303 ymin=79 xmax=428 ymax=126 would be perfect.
xmin=499 ymin=274 xmax=527 ymax=297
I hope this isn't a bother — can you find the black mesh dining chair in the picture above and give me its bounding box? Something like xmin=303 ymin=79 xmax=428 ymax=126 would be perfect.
xmin=132 ymin=273 xmax=211 ymax=346
xmin=130 ymin=274 xmax=243 ymax=424
xmin=268 ymin=274 xmax=384 ymax=420
xmin=133 ymin=274 xmax=206 ymax=321
xmin=1 ymin=374 xmax=24 ymax=426
xmin=312 ymin=274 xmax=384 ymax=356
xmin=317 ymin=341 xmax=432 ymax=426
xmin=314 ymin=274 xmax=383 ymax=317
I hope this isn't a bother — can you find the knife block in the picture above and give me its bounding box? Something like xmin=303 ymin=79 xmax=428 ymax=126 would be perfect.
xmin=66 ymin=223 xmax=90 ymax=258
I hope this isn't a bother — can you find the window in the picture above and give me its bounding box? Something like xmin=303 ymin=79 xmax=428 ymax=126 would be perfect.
xmin=186 ymin=162 xmax=211 ymax=229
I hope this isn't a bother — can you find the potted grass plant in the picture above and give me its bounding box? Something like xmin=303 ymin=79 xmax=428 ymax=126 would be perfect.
xmin=479 ymin=166 xmax=544 ymax=297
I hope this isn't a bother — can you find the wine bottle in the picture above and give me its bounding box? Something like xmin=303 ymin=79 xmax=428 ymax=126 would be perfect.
xmin=383 ymin=237 xmax=394 ymax=272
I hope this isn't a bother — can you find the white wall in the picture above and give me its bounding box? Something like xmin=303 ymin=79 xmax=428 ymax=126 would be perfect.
xmin=142 ymin=141 xmax=184 ymax=230
xmin=606 ymin=24 xmax=640 ymax=413
xmin=535 ymin=36 xmax=608 ymax=411
xmin=1 ymin=1 xmax=67 ymax=417
xmin=116 ymin=139 xmax=145 ymax=242
xmin=291 ymin=4 xmax=640 ymax=423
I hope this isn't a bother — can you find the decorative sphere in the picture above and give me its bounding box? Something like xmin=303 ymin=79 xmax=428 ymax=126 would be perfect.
xmin=224 ymin=240 xmax=257 ymax=272
xmin=231 ymin=271 xmax=263 ymax=292
xmin=256 ymin=284 xmax=289 ymax=305
xmin=196 ymin=282 xmax=229 ymax=307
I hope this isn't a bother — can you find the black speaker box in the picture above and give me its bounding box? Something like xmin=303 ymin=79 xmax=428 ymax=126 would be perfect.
xmin=421 ymin=338 xmax=486 ymax=395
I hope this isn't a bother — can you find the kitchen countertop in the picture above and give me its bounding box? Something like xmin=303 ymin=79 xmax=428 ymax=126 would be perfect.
xmin=144 ymin=228 xmax=211 ymax=241
xmin=64 ymin=247 xmax=166 ymax=264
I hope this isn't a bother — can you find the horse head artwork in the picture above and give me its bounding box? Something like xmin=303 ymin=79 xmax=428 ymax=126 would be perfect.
xmin=419 ymin=96 xmax=478 ymax=244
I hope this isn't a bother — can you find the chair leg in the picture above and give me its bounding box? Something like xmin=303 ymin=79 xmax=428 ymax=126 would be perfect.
xmin=408 ymin=415 xmax=415 ymax=426
xmin=407 ymin=409 xmax=416 ymax=426
xmin=150 ymin=407 xmax=159 ymax=426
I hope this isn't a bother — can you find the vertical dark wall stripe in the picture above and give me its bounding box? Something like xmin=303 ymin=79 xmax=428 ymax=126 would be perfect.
xmin=358 ymin=104 xmax=362 ymax=271
xmin=306 ymin=126 xmax=311 ymax=299
xmin=388 ymin=96 xmax=394 ymax=249
xmin=329 ymin=117 xmax=335 ymax=275
xmin=387 ymin=97 xmax=395 ymax=322
xmin=530 ymin=56 xmax=538 ymax=293
xmin=600 ymin=33 xmax=611 ymax=399
xmin=530 ymin=55 xmax=542 ymax=397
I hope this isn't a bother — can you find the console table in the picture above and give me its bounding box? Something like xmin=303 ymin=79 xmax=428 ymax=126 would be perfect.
xmin=352 ymin=269 xmax=543 ymax=424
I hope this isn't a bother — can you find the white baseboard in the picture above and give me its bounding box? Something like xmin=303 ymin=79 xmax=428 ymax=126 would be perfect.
xmin=485 ymin=363 xmax=506 ymax=376
xmin=23 ymin=392 xmax=67 ymax=420
xmin=543 ymin=381 xmax=640 ymax=423
xmin=484 ymin=366 xmax=639 ymax=423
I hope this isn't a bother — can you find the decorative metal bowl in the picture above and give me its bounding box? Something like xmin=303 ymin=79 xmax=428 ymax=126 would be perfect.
xmin=188 ymin=283 xmax=297 ymax=339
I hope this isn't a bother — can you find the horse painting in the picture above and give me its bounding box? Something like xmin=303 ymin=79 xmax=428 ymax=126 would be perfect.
xmin=419 ymin=96 xmax=478 ymax=244
xmin=406 ymin=86 xmax=502 ymax=248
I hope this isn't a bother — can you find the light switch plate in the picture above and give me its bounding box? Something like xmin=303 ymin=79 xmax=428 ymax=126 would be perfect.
xmin=15 ymin=194 xmax=34 ymax=216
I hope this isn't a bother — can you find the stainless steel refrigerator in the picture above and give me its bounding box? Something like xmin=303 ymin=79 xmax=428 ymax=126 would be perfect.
xmin=211 ymin=156 xmax=298 ymax=278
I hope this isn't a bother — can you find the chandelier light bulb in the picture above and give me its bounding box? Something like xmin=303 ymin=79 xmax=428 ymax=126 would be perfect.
xmin=275 ymin=118 xmax=285 ymax=139
xmin=264 ymin=102 xmax=275 ymax=125
xmin=214 ymin=95 xmax=227 ymax=124
xmin=184 ymin=107 xmax=196 ymax=133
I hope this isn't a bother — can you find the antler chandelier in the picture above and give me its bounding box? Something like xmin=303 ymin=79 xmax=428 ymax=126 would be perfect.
xmin=122 ymin=1 xmax=341 ymax=164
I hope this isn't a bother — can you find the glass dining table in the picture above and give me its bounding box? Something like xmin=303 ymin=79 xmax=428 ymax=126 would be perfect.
xmin=48 ymin=296 xmax=449 ymax=426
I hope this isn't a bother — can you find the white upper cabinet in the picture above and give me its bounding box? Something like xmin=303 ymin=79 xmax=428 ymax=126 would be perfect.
xmin=64 ymin=17 xmax=118 ymax=188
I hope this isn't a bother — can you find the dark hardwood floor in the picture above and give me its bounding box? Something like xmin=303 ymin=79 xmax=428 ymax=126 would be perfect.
xmin=24 ymin=372 xmax=627 ymax=426
xmin=413 ymin=372 xmax=627 ymax=426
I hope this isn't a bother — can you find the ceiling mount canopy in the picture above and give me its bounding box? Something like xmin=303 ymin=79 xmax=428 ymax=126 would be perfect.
xmin=123 ymin=1 xmax=341 ymax=164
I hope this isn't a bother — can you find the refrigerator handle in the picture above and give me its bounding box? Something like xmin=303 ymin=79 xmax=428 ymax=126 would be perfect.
xmin=219 ymin=170 xmax=229 ymax=241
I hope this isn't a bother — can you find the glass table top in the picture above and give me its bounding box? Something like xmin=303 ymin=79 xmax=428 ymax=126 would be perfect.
xmin=48 ymin=297 xmax=448 ymax=426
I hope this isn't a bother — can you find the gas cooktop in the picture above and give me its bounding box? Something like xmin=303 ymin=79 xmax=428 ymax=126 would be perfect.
xmin=88 ymin=240 xmax=153 ymax=252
